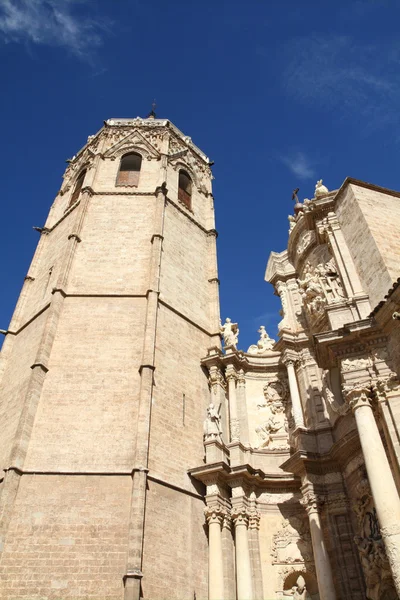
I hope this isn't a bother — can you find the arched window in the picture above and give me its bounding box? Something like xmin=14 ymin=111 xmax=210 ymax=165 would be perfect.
xmin=178 ymin=170 xmax=192 ymax=209
xmin=69 ymin=170 xmax=86 ymax=207
xmin=116 ymin=152 xmax=142 ymax=186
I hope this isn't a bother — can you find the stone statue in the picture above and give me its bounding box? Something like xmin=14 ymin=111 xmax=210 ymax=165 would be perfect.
xmin=247 ymin=326 xmax=275 ymax=355
xmin=203 ymin=403 xmax=222 ymax=441
xmin=298 ymin=259 xmax=345 ymax=317
xmin=297 ymin=262 xmax=326 ymax=315
xmin=288 ymin=214 xmax=296 ymax=232
xmin=220 ymin=318 xmax=239 ymax=349
xmin=283 ymin=575 xmax=307 ymax=599
xmin=255 ymin=414 xmax=283 ymax=448
xmin=314 ymin=179 xmax=329 ymax=197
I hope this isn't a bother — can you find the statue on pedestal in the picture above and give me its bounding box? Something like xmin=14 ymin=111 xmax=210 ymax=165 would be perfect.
xmin=203 ymin=403 xmax=222 ymax=441
xmin=220 ymin=318 xmax=239 ymax=349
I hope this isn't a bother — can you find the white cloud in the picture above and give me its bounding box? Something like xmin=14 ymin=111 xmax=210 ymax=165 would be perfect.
xmin=279 ymin=151 xmax=315 ymax=180
xmin=281 ymin=35 xmax=400 ymax=132
xmin=0 ymin=0 xmax=106 ymax=57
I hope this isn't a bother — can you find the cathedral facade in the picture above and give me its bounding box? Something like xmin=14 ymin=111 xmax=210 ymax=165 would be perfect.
xmin=1 ymin=117 xmax=400 ymax=600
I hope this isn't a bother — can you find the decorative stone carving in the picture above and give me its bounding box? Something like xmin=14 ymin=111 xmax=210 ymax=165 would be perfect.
xmin=204 ymin=506 xmax=226 ymax=526
xmin=271 ymin=518 xmax=313 ymax=565
xmin=298 ymin=258 xmax=345 ymax=317
xmin=248 ymin=510 xmax=261 ymax=530
xmin=231 ymin=507 xmax=250 ymax=526
xmin=341 ymin=356 xmax=371 ymax=372
xmin=220 ymin=318 xmax=239 ymax=349
xmin=288 ymin=214 xmax=296 ymax=233
xmin=322 ymin=371 xmax=349 ymax=416
xmin=282 ymin=575 xmax=308 ymax=599
xmin=259 ymin=492 xmax=299 ymax=505
xmin=255 ymin=380 xmax=289 ymax=449
xmin=208 ymin=365 xmax=225 ymax=395
xmin=353 ymin=477 xmax=393 ymax=600
xmin=276 ymin=281 xmax=290 ymax=330
xmin=203 ymin=403 xmax=222 ymax=441
xmin=297 ymin=262 xmax=326 ymax=315
xmin=255 ymin=416 xmax=284 ymax=448
xmin=247 ymin=326 xmax=275 ymax=355
xmin=296 ymin=231 xmax=315 ymax=255
xmin=300 ymin=490 xmax=324 ymax=515
xmin=342 ymin=384 xmax=372 ymax=411
xmin=314 ymin=179 xmax=329 ymax=197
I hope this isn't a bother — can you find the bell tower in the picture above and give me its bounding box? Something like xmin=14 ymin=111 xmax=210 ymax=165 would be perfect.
xmin=0 ymin=116 xmax=220 ymax=599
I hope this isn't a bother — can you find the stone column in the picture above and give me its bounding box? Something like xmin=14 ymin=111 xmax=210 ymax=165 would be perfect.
xmin=248 ymin=506 xmax=263 ymax=600
xmin=237 ymin=369 xmax=250 ymax=445
xmin=232 ymin=508 xmax=253 ymax=600
xmin=205 ymin=507 xmax=225 ymax=600
xmin=283 ymin=358 xmax=305 ymax=428
xmin=345 ymin=385 xmax=400 ymax=595
xmin=226 ymin=364 xmax=239 ymax=441
xmin=301 ymin=489 xmax=337 ymax=600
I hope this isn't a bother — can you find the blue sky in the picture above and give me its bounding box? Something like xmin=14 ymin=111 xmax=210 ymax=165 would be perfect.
xmin=0 ymin=0 xmax=399 ymax=352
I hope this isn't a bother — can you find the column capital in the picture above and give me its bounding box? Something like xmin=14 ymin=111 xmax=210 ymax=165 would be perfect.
xmin=222 ymin=512 xmax=232 ymax=531
xmin=231 ymin=507 xmax=250 ymax=527
xmin=208 ymin=365 xmax=226 ymax=394
xmin=281 ymin=353 xmax=300 ymax=368
xmin=342 ymin=383 xmax=373 ymax=411
xmin=225 ymin=363 xmax=238 ymax=381
xmin=204 ymin=506 xmax=226 ymax=526
xmin=248 ymin=510 xmax=261 ymax=530
xmin=300 ymin=490 xmax=324 ymax=515
xmin=237 ymin=368 xmax=246 ymax=386
xmin=372 ymin=373 xmax=400 ymax=400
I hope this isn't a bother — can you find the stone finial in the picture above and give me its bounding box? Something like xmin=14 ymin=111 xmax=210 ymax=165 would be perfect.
xmin=315 ymin=179 xmax=329 ymax=197
xmin=220 ymin=318 xmax=239 ymax=349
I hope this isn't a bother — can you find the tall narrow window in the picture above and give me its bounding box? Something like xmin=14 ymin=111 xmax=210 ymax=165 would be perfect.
xmin=178 ymin=170 xmax=192 ymax=209
xmin=69 ymin=170 xmax=86 ymax=207
xmin=116 ymin=152 xmax=142 ymax=186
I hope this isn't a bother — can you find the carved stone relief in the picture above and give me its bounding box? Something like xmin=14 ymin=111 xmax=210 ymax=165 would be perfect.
xmin=353 ymin=477 xmax=393 ymax=600
xmin=297 ymin=258 xmax=345 ymax=318
xmin=296 ymin=231 xmax=315 ymax=256
xmin=255 ymin=380 xmax=289 ymax=450
xmin=271 ymin=517 xmax=313 ymax=566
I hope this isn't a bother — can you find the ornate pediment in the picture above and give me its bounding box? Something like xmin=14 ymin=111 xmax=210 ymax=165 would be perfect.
xmin=103 ymin=129 xmax=161 ymax=161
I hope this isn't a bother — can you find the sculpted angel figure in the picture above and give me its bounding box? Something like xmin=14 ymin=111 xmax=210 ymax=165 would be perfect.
xmin=203 ymin=403 xmax=222 ymax=441
xmin=247 ymin=326 xmax=275 ymax=355
xmin=220 ymin=318 xmax=239 ymax=349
